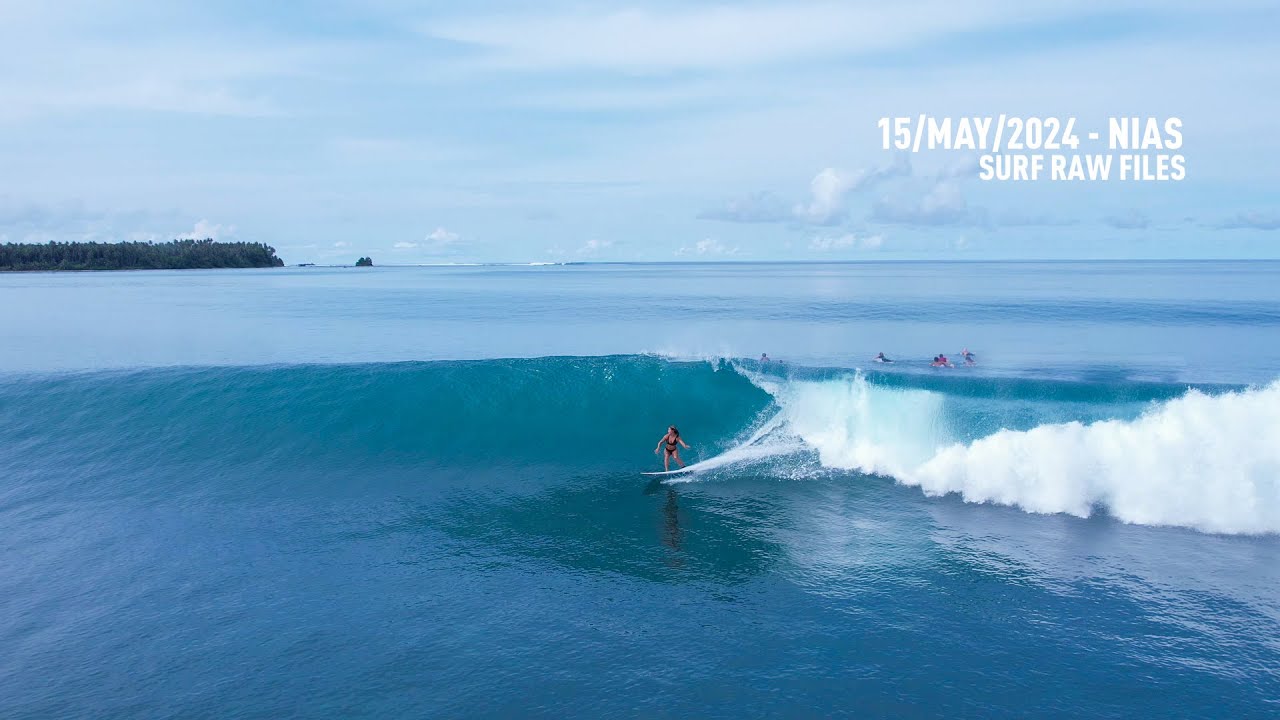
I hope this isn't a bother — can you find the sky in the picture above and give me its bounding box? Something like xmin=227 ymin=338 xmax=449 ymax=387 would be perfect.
xmin=0 ymin=0 xmax=1277 ymax=263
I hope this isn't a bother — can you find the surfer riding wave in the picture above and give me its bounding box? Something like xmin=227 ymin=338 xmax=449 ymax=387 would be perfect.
xmin=654 ymin=425 xmax=690 ymax=472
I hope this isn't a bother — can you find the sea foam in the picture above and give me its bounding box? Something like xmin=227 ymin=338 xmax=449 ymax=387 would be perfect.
xmin=750 ymin=371 xmax=1280 ymax=534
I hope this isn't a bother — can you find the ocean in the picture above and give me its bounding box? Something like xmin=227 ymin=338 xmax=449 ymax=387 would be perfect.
xmin=2 ymin=261 xmax=1278 ymax=718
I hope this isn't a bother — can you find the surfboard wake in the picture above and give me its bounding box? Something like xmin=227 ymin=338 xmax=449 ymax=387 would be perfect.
xmin=643 ymin=414 xmax=800 ymax=482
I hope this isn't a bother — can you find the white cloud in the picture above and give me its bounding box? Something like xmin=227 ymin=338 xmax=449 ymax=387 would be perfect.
xmin=703 ymin=156 xmax=910 ymax=226
xmin=392 ymin=226 xmax=469 ymax=257
xmin=794 ymin=169 xmax=858 ymax=225
xmin=793 ymin=156 xmax=910 ymax=225
xmin=576 ymin=238 xmax=614 ymax=256
xmin=809 ymin=233 xmax=884 ymax=251
xmin=1214 ymin=211 xmax=1280 ymax=231
xmin=179 ymin=219 xmax=236 ymax=241
xmin=677 ymin=237 xmax=739 ymax=256
xmin=870 ymin=164 xmax=987 ymax=227
xmin=426 ymin=227 xmax=460 ymax=245
xmin=809 ymin=233 xmax=854 ymax=250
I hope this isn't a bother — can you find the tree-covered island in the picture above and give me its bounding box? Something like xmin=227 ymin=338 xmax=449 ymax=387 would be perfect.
xmin=0 ymin=239 xmax=285 ymax=271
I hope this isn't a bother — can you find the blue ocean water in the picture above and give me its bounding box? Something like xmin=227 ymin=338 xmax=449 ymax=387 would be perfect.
xmin=2 ymin=262 xmax=1279 ymax=718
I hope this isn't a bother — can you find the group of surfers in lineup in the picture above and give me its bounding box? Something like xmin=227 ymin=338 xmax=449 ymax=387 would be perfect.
xmin=928 ymin=348 xmax=977 ymax=367
xmin=655 ymin=348 xmax=980 ymax=471
xmin=762 ymin=349 xmax=977 ymax=367
xmin=874 ymin=348 xmax=976 ymax=366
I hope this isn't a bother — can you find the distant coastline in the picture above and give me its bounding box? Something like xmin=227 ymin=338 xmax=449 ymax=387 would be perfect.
xmin=0 ymin=239 xmax=284 ymax=272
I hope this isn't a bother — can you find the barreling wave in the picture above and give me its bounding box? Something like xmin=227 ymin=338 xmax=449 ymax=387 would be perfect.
xmin=1 ymin=355 xmax=1276 ymax=534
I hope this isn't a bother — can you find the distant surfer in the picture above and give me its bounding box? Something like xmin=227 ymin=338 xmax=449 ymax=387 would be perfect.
xmin=961 ymin=348 xmax=976 ymax=365
xmin=874 ymin=352 xmax=893 ymax=363
xmin=654 ymin=425 xmax=690 ymax=472
xmin=931 ymin=354 xmax=953 ymax=368
xmin=761 ymin=353 xmax=770 ymax=363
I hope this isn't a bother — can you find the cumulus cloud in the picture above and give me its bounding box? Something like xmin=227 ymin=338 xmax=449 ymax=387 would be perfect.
xmin=676 ymin=238 xmax=738 ymax=256
xmin=176 ymin=219 xmax=236 ymax=241
xmin=871 ymin=178 xmax=986 ymax=227
xmin=1214 ymin=211 xmax=1280 ymax=230
xmin=865 ymin=157 xmax=993 ymax=227
xmin=386 ymin=227 xmax=465 ymax=255
xmin=698 ymin=153 xmax=1000 ymax=230
xmin=794 ymin=155 xmax=910 ymax=225
xmin=426 ymin=226 xmax=461 ymax=245
xmin=809 ymin=233 xmax=884 ymax=251
xmin=702 ymin=156 xmax=910 ymax=227
xmin=576 ymin=238 xmax=614 ymax=256
xmin=416 ymin=226 xmax=468 ymax=254
xmin=1104 ymin=209 xmax=1151 ymax=230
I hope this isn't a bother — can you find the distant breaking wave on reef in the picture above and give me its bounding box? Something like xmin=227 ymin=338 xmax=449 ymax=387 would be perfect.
xmin=1 ymin=355 xmax=1277 ymax=535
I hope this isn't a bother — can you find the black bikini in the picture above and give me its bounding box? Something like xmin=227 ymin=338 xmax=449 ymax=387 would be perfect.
xmin=665 ymin=436 xmax=679 ymax=453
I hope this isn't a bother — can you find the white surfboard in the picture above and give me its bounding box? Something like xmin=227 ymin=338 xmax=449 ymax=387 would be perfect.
xmin=642 ymin=466 xmax=696 ymax=476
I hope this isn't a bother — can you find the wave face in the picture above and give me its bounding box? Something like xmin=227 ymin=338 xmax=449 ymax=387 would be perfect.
xmin=3 ymin=355 xmax=1277 ymax=534
xmin=0 ymin=358 xmax=770 ymax=493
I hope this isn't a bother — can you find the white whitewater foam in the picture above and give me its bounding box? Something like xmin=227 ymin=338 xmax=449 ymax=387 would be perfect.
xmin=741 ymin=368 xmax=1280 ymax=535
xmin=764 ymin=372 xmax=950 ymax=480
xmin=663 ymin=413 xmax=804 ymax=483
xmin=912 ymin=383 xmax=1280 ymax=534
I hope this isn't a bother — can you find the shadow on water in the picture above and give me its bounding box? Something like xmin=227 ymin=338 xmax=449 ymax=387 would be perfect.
xmin=648 ymin=482 xmax=685 ymax=567
xmin=640 ymin=478 xmax=695 ymax=570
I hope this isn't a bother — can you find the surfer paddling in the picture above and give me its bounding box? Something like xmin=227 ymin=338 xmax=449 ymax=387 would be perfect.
xmin=654 ymin=425 xmax=690 ymax=472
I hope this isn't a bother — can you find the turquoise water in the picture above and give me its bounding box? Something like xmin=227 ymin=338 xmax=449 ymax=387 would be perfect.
xmin=2 ymin=262 xmax=1279 ymax=717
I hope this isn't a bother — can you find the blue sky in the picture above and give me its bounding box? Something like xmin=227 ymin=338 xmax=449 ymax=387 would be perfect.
xmin=0 ymin=0 xmax=1277 ymax=263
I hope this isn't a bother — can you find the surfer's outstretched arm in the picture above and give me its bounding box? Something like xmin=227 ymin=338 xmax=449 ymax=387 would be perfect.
xmin=678 ymin=438 xmax=690 ymax=449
